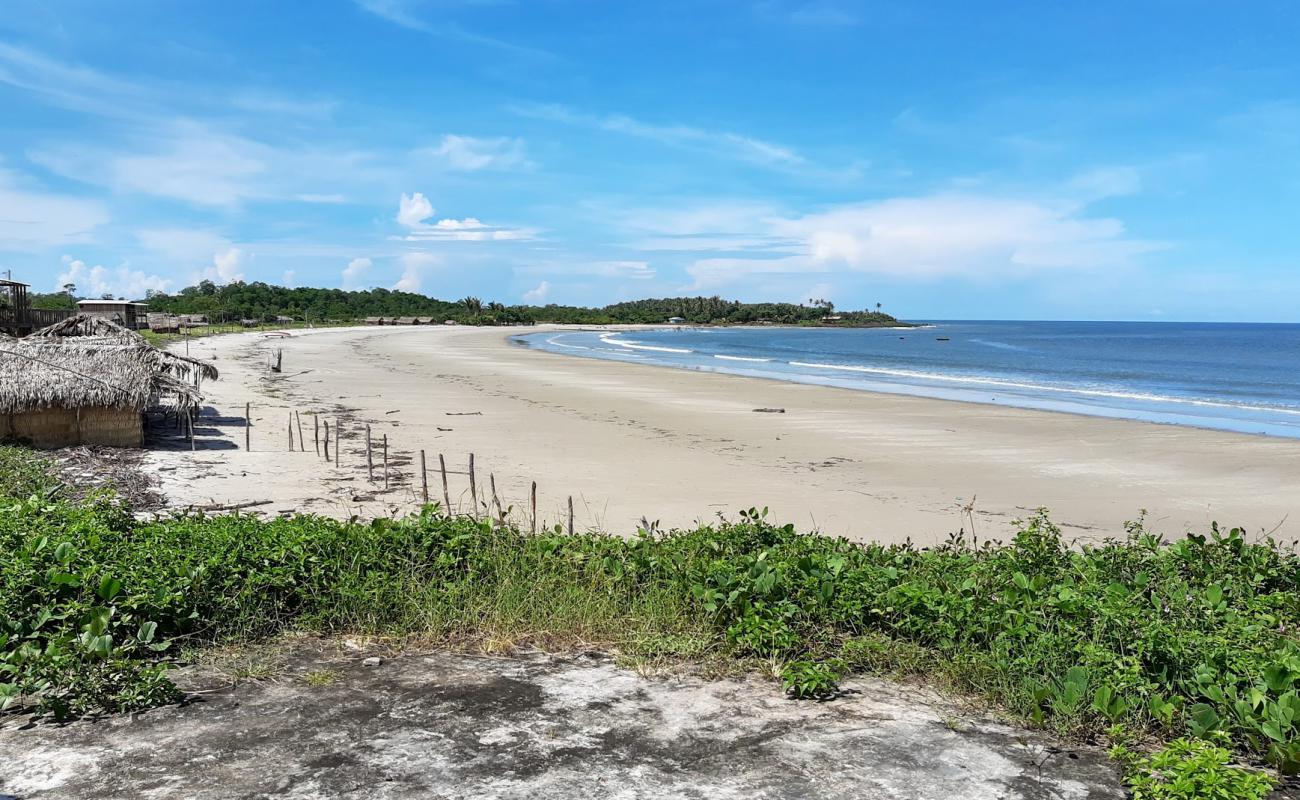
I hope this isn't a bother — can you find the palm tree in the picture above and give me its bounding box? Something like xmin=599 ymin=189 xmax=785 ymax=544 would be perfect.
xmin=460 ymin=296 xmax=483 ymax=315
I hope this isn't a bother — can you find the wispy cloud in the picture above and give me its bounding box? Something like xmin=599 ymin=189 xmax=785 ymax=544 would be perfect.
xmin=0 ymin=166 xmax=109 ymax=251
xmin=512 ymin=103 xmax=859 ymax=179
xmin=354 ymin=0 xmax=552 ymax=58
xmin=419 ymin=134 xmax=530 ymax=171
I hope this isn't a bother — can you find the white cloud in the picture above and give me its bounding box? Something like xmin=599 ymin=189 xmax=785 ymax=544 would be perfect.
xmin=56 ymin=256 xmax=171 ymax=299
xmin=1067 ymin=167 xmax=1142 ymax=202
xmin=679 ymin=192 xmax=1168 ymax=291
xmin=393 ymin=252 xmax=437 ymax=292
xmin=0 ymin=167 xmax=109 ymax=250
xmin=397 ymin=192 xmax=435 ymax=228
xmin=394 ymin=192 xmax=536 ymax=241
xmin=423 ymin=135 xmax=529 ymax=171
xmin=342 ymin=257 xmax=372 ymax=290
xmin=282 ymin=270 xmax=297 ymax=288
xmin=522 ymin=280 xmax=550 ymax=303
xmin=208 ymin=248 xmax=247 ymax=283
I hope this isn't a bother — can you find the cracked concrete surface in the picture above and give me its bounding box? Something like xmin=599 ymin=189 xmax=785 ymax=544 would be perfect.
xmin=0 ymin=646 xmax=1124 ymax=799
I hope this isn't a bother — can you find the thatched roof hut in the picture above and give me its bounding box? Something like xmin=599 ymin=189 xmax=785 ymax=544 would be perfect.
xmin=0 ymin=315 xmax=219 ymax=448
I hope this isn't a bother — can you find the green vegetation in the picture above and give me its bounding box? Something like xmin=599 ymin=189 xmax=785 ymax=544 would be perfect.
xmin=0 ymin=446 xmax=1290 ymax=791
xmin=140 ymin=280 xmax=905 ymax=327
xmin=1112 ymin=736 xmax=1275 ymax=799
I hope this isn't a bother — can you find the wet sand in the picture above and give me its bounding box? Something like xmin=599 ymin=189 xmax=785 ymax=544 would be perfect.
xmin=147 ymin=325 xmax=1300 ymax=545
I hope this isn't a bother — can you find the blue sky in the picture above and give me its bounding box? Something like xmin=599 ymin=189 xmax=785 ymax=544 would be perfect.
xmin=1 ymin=1 xmax=1297 ymax=321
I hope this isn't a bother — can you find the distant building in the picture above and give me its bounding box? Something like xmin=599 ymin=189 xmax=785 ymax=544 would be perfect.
xmin=76 ymin=299 xmax=150 ymax=330
xmin=667 ymin=316 xmax=687 ymax=324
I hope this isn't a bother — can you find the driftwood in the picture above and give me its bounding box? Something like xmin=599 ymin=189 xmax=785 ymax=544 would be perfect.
xmin=752 ymin=408 xmax=786 ymax=413
xmin=446 ymin=412 xmax=483 ymax=416
xmin=188 ymin=499 xmax=272 ymax=512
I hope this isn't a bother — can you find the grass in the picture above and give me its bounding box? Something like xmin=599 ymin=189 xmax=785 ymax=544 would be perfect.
xmin=138 ymin=320 xmax=356 ymax=348
xmin=0 ymin=446 xmax=1287 ymax=791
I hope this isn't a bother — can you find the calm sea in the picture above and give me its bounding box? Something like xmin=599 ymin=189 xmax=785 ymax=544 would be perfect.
xmin=516 ymin=321 xmax=1300 ymax=438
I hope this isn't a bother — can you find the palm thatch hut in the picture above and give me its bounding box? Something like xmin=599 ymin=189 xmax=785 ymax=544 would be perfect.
xmin=0 ymin=315 xmax=218 ymax=448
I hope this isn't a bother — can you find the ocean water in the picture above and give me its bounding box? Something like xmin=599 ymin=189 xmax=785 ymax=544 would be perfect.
xmin=515 ymin=321 xmax=1300 ymax=438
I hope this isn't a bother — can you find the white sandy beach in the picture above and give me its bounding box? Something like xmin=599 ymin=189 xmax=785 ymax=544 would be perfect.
xmin=146 ymin=325 xmax=1300 ymax=545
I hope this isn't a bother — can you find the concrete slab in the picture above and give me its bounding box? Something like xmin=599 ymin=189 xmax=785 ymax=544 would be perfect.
xmin=0 ymin=646 xmax=1124 ymax=799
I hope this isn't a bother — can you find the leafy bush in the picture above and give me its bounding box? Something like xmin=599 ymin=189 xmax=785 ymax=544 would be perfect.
xmin=781 ymin=659 xmax=844 ymax=700
xmin=1112 ymin=737 xmax=1275 ymax=799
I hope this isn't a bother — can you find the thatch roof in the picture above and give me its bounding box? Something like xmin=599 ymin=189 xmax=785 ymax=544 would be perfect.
xmin=0 ymin=341 xmax=164 ymax=414
xmin=0 ymin=315 xmax=220 ymax=416
xmin=31 ymin=314 xmax=144 ymax=344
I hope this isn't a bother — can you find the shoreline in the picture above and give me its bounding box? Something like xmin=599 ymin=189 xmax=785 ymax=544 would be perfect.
xmin=145 ymin=324 xmax=1300 ymax=544
xmin=518 ymin=326 xmax=1300 ymax=440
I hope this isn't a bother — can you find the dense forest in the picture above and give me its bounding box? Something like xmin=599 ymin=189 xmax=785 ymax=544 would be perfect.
xmin=32 ymin=280 xmax=907 ymax=327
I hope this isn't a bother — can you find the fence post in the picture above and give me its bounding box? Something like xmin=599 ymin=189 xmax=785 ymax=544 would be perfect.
xmin=469 ymin=453 xmax=478 ymax=520
xmin=245 ymin=402 xmax=251 ymax=451
xmin=383 ymin=434 xmax=389 ymax=491
xmin=420 ymin=450 xmax=429 ymax=504
xmin=568 ymin=496 xmax=574 ymax=535
xmin=439 ymin=453 xmax=450 ymax=512
xmin=323 ymin=420 xmax=330 ymax=462
xmin=531 ymin=481 xmax=537 ymax=534
xmin=366 ymin=424 xmax=373 ymax=481
xmin=314 ymin=414 xmax=319 ymax=456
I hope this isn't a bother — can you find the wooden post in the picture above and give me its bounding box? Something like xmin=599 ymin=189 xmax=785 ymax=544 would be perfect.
xmin=382 ymin=434 xmax=389 ymax=491
xmin=420 ymin=450 xmax=429 ymax=504
xmin=244 ymin=402 xmax=251 ymax=451
xmin=313 ymin=414 xmax=320 ymax=456
xmin=296 ymin=411 xmax=305 ymax=452
xmin=490 ymin=473 xmax=503 ymax=523
xmin=531 ymin=481 xmax=537 ymax=534
xmin=469 ymin=453 xmax=478 ymax=520
xmin=323 ymin=420 xmax=331 ymax=462
xmin=335 ymin=420 xmax=341 ymax=467
xmin=438 ymin=453 xmax=450 ymax=512
xmin=366 ymin=424 xmax=373 ymax=481
xmin=568 ymin=495 xmax=575 ymax=535
xmin=288 ymin=413 xmax=294 ymax=451
xmin=189 ymin=412 xmax=196 ymax=451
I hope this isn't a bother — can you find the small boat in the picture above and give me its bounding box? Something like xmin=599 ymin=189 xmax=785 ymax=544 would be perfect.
xmin=936 ymin=336 xmax=950 ymax=341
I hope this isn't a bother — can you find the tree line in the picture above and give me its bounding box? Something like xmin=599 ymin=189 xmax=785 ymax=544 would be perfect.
xmin=31 ymin=280 xmax=906 ymax=327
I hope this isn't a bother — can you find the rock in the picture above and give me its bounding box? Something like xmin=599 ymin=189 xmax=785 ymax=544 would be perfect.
xmin=362 ymin=656 xmax=382 ymax=667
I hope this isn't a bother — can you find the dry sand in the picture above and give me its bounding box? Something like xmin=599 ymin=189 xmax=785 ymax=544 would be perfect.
xmin=146 ymin=325 xmax=1300 ymax=545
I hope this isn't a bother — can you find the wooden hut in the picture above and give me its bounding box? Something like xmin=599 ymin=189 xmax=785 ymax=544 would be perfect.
xmin=0 ymin=315 xmax=218 ymax=448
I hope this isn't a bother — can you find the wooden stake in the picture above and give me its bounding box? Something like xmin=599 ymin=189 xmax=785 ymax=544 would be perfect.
xmin=189 ymin=412 xmax=196 ymax=451
xmin=313 ymin=414 xmax=320 ymax=456
xmin=469 ymin=453 xmax=478 ymax=519
xmin=531 ymin=481 xmax=537 ymax=534
xmin=323 ymin=421 xmax=331 ymax=462
xmin=288 ymin=413 xmax=294 ymax=451
xmin=420 ymin=450 xmax=429 ymax=504
xmin=366 ymin=424 xmax=373 ymax=481
xmin=335 ymin=419 xmax=341 ymax=467
xmin=568 ymin=495 xmax=575 ymax=535
xmin=490 ymin=473 xmax=503 ymax=523
xmin=382 ymin=434 xmax=389 ymax=491
xmin=295 ymin=411 xmax=305 ymax=452
xmin=245 ymin=402 xmax=251 ymax=451
xmin=438 ymin=453 xmax=450 ymax=512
